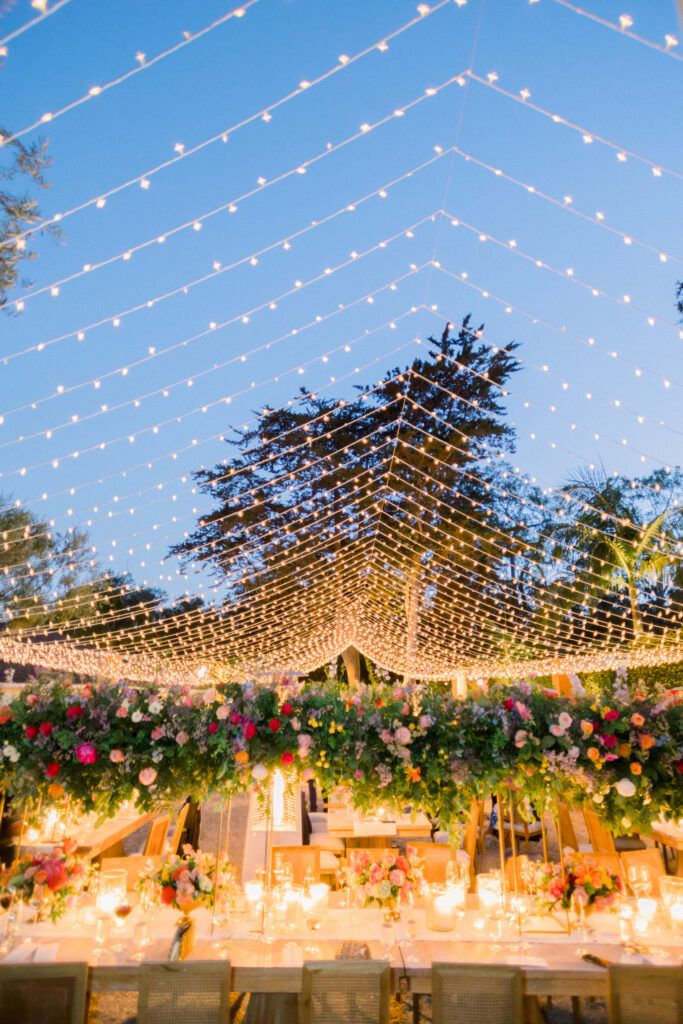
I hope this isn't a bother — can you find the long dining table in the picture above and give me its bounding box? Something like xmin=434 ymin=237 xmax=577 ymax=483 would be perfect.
xmin=2 ymin=896 xmax=681 ymax=1005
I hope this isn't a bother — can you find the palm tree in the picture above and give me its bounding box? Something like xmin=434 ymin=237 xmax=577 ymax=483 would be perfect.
xmin=551 ymin=469 xmax=682 ymax=639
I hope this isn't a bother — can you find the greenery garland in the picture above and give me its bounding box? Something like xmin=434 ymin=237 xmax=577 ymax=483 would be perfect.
xmin=0 ymin=673 xmax=680 ymax=836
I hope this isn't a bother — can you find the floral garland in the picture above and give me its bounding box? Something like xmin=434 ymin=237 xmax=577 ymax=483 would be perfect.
xmin=0 ymin=673 xmax=680 ymax=835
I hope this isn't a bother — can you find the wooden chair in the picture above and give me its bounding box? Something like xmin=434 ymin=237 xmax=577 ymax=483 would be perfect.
xmin=620 ymin=848 xmax=666 ymax=895
xmin=504 ymin=854 xmax=540 ymax=894
xmin=555 ymin=803 xmax=587 ymax=853
xmin=583 ymin=806 xmax=645 ymax=854
xmin=432 ymin=963 xmax=524 ymax=1024
xmin=499 ymin=796 xmax=542 ymax=852
xmin=0 ymin=962 xmax=88 ymax=1024
xmin=300 ymin=960 xmax=390 ymax=1024
xmin=143 ymin=814 xmax=172 ymax=856
xmin=271 ymin=845 xmax=320 ymax=886
xmin=167 ymin=801 xmax=190 ymax=857
xmin=409 ymin=842 xmax=457 ymax=884
xmin=137 ymin=962 xmax=231 ymax=1024
xmin=607 ymin=965 xmax=682 ymax=1024
xmin=100 ymin=854 xmax=161 ymax=890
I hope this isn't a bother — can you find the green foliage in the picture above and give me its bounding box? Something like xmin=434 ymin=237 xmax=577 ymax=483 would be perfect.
xmin=0 ymin=129 xmax=59 ymax=311
xmin=0 ymin=674 xmax=680 ymax=836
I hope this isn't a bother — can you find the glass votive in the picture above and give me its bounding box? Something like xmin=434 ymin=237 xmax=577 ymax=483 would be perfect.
xmin=477 ymin=872 xmax=503 ymax=912
xmin=636 ymin=897 xmax=658 ymax=921
xmin=98 ymin=869 xmax=127 ymax=913
xmin=425 ymin=885 xmax=456 ymax=932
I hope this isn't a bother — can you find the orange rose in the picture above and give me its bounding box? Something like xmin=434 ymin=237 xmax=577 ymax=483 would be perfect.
xmin=638 ymin=734 xmax=656 ymax=751
xmin=630 ymin=713 xmax=645 ymax=727
xmin=618 ymin=743 xmax=631 ymax=758
xmin=630 ymin=762 xmax=642 ymax=775
xmin=235 ymin=750 xmax=249 ymax=764
xmin=580 ymin=720 xmax=593 ymax=736
xmin=47 ymin=783 xmax=64 ymax=799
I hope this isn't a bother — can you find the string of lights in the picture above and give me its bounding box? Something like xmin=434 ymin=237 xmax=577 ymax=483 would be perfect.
xmin=1 ymin=0 xmax=453 ymax=251
xmin=0 ymin=0 xmax=73 ymax=50
xmin=0 ymin=1 xmax=259 ymax=149
xmin=8 ymin=64 xmax=466 ymax=318
xmin=467 ymin=70 xmax=683 ymax=180
xmin=545 ymin=0 xmax=681 ymax=61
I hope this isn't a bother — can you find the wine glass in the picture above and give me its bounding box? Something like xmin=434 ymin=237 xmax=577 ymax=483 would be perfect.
xmin=628 ymin=865 xmax=652 ymax=899
xmin=377 ymin=912 xmax=395 ymax=960
xmin=111 ymin=897 xmax=134 ymax=953
xmin=570 ymin=891 xmax=591 ymax=954
xmin=92 ymin=915 xmax=111 ymax=961
xmin=128 ymin=920 xmax=150 ymax=962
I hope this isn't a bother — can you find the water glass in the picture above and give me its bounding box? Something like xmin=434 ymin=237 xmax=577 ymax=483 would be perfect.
xmin=129 ymin=920 xmax=150 ymax=962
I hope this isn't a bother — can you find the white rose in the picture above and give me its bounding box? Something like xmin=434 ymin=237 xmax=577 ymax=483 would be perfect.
xmin=291 ymin=716 xmax=301 ymax=732
xmin=251 ymin=764 xmax=268 ymax=781
xmin=614 ymin=778 xmax=636 ymax=798
xmin=131 ymin=710 xmax=143 ymax=723
xmin=621 ymin=817 xmax=632 ymax=830
xmin=558 ymin=712 xmax=573 ymax=730
xmin=198 ymin=875 xmax=212 ymax=892
xmin=148 ymin=700 xmax=161 ymax=714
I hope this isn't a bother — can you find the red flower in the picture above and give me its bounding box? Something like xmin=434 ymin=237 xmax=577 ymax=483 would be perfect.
xmin=46 ymin=763 xmax=60 ymax=778
xmin=67 ymin=706 xmax=84 ymax=720
xmin=281 ymin=751 xmax=294 ymax=766
xmin=39 ymin=722 xmax=53 ymax=737
xmin=161 ymin=885 xmax=176 ymax=906
xmin=676 ymin=760 xmax=683 ymax=774
xmin=604 ymin=710 xmax=619 ymax=722
xmin=230 ymin=712 xmax=241 ymax=725
xmin=25 ymin=725 xmax=38 ymax=739
xmin=504 ymin=699 xmax=514 ymax=711
xmin=0 ymin=707 xmax=12 ymax=725
xmin=281 ymin=702 xmax=293 ymax=716
xmin=376 ymin=700 xmax=383 ymax=708
xmin=602 ymin=734 xmax=617 ymax=749
xmin=269 ymin=718 xmax=281 ymax=733
xmin=244 ymin=721 xmax=256 ymax=740
xmin=208 ymin=722 xmax=218 ymax=734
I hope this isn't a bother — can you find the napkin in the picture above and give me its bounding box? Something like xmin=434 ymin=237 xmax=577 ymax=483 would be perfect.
xmin=3 ymin=941 xmax=34 ymax=963
xmin=33 ymin=944 xmax=59 ymax=962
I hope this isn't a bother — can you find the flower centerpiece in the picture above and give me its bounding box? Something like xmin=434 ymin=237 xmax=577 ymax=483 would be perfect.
xmin=143 ymin=845 xmax=218 ymax=959
xmin=344 ymin=846 xmax=425 ymax=919
xmin=0 ymin=840 xmax=87 ymax=923
xmin=146 ymin=845 xmax=216 ymax=915
xmin=531 ymin=855 xmax=623 ymax=915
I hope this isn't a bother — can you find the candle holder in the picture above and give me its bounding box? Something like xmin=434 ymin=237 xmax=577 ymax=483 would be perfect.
xmin=425 ymin=885 xmax=457 ymax=932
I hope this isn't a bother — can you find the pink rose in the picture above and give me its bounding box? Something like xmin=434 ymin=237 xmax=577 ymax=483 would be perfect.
xmin=297 ymin=733 xmax=313 ymax=751
xmin=418 ymin=715 xmax=432 ymax=729
xmin=75 ymin=742 xmax=98 ymax=764
xmin=182 ymin=695 xmax=194 ymax=707
xmin=109 ymin=749 xmax=124 ymax=763
xmin=151 ymin=726 xmax=165 ymax=741
xmin=549 ymin=724 xmax=565 ymax=737
xmin=382 ymin=851 xmax=397 ymax=868
xmin=380 ymin=729 xmax=393 ymax=744
xmin=116 ymin=706 xmax=128 ymax=718
xmin=176 ymin=731 xmax=189 ymax=746
xmin=389 ymin=869 xmax=405 ymax=887
xmin=203 ymin=688 xmax=218 ymax=704
xmin=604 ymin=710 xmax=619 ymax=722
xmin=401 ymin=703 xmax=410 ymax=716
xmin=139 ymin=767 xmax=157 ymax=786
xmin=514 ymin=730 xmax=528 ymax=748
xmin=515 ymin=701 xmax=531 ymax=720
xmin=216 ymin=706 xmax=230 ymax=720
xmin=368 ymin=864 xmax=384 ymax=884
xmin=301 ymin=767 xmax=314 ymax=782
xmin=354 ymin=769 xmax=363 ymax=779
xmin=395 ymin=726 xmax=411 ymax=745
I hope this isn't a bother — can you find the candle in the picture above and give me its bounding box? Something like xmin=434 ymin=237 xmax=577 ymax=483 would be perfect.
xmin=425 ymin=885 xmax=456 ymax=932
xmin=636 ymin=898 xmax=657 ymax=920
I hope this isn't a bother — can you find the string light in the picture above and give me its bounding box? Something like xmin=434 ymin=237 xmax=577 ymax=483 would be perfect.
xmin=467 ymin=71 xmax=683 ymax=181
xmin=547 ymin=1 xmax=682 ymax=61
xmin=0 ymin=0 xmax=73 ymax=49
xmin=0 ymin=1 xmax=260 ymax=150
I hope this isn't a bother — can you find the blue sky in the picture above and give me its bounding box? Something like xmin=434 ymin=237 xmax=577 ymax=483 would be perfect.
xmin=1 ymin=0 xmax=681 ymax=602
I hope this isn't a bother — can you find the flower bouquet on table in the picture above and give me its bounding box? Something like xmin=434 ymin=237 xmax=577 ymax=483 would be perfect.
xmin=0 ymin=839 xmax=88 ymax=923
xmin=531 ymin=854 xmax=624 ymax=915
xmin=343 ymin=846 xmax=425 ymax=920
xmin=142 ymin=845 xmax=219 ymax=959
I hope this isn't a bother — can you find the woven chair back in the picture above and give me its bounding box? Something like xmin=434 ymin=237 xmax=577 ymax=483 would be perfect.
xmin=300 ymin=960 xmax=390 ymax=1024
xmin=432 ymin=963 xmax=524 ymax=1024
xmin=608 ymin=965 xmax=682 ymax=1024
xmin=137 ymin=962 xmax=231 ymax=1024
xmin=0 ymin=962 xmax=87 ymax=1024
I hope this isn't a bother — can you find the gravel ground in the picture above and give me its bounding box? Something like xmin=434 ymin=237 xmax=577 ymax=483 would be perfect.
xmin=87 ymin=801 xmax=614 ymax=1022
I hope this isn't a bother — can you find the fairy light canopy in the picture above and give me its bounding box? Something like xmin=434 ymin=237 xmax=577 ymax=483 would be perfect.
xmin=0 ymin=0 xmax=681 ymax=684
